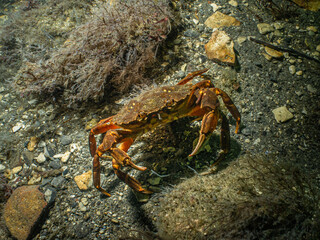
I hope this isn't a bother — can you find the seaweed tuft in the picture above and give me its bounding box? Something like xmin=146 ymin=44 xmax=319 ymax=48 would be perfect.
xmin=16 ymin=0 xmax=172 ymax=106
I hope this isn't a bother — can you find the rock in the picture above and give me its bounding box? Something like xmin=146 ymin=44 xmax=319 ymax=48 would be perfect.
xmin=228 ymin=0 xmax=238 ymax=7
xmin=22 ymin=151 xmax=34 ymax=165
xmin=0 ymin=164 xmax=6 ymax=171
xmin=61 ymin=151 xmax=71 ymax=163
xmin=70 ymin=143 xmax=81 ymax=153
xmin=79 ymin=202 xmax=87 ymax=212
xmin=51 ymin=176 xmax=65 ymax=189
xmin=265 ymin=46 xmax=283 ymax=58
xmin=257 ymin=23 xmax=274 ymax=34
xmin=43 ymin=187 xmax=57 ymax=204
xmin=292 ymin=0 xmax=320 ymax=11
xmin=12 ymin=166 xmax=22 ymax=174
xmin=183 ymin=29 xmax=200 ymax=38
xmin=148 ymin=177 xmax=161 ymax=185
xmin=28 ymin=172 xmax=42 ymax=185
xmin=49 ymin=160 xmax=61 ymax=169
xmin=44 ymin=144 xmax=55 ymax=158
xmin=204 ymin=11 xmax=241 ymax=29
xmin=81 ymin=197 xmax=88 ymax=206
xmin=307 ymin=26 xmax=317 ymax=33
xmin=273 ymin=22 xmax=284 ymax=30
xmin=12 ymin=123 xmax=24 ymax=133
xmin=296 ymin=70 xmax=303 ymax=76
xmin=316 ymin=44 xmax=320 ymax=52
xmin=289 ymin=65 xmax=296 ymax=75
xmin=262 ymin=52 xmax=273 ymax=61
xmin=209 ymin=3 xmax=221 ymax=12
xmin=253 ymin=138 xmax=261 ymax=145
xmin=53 ymin=151 xmax=71 ymax=163
xmin=74 ymin=170 xmax=93 ymax=191
xmin=27 ymin=136 xmax=38 ymax=151
xmin=236 ymin=36 xmax=246 ymax=45
xmin=307 ymin=84 xmax=317 ymax=94
xmin=4 ymin=169 xmax=14 ymax=180
xmin=36 ymin=152 xmax=46 ymax=164
xmin=272 ymin=106 xmax=294 ymax=123
xmin=205 ymin=30 xmax=236 ymax=66
xmin=4 ymin=185 xmax=48 ymax=240
xmin=60 ymin=135 xmax=72 ymax=145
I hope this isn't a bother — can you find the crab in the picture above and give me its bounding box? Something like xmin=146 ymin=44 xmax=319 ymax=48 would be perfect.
xmin=89 ymin=69 xmax=241 ymax=197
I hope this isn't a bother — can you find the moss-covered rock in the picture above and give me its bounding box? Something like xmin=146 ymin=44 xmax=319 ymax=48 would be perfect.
xmin=154 ymin=155 xmax=320 ymax=239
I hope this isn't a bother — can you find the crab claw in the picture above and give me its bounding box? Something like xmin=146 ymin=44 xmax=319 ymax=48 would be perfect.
xmin=190 ymin=110 xmax=219 ymax=156
xmin=189 ymin=134 xmax=206 ymax=157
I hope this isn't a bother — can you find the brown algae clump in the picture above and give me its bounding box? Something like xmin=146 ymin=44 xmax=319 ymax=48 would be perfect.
xmin=16 ymin=0 xmax=171 ymax=105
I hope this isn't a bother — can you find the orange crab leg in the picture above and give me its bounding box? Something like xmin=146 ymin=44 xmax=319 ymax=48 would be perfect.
xmin=89 ymin=116 xmax=120 ymax=157
xmin=189 ymin=110 xmax=220 ymax=156
xmin=119 ymin=138 xmax=134 ymax=152
xmin=92 ymin=129 xmax=150 ymax=196
xmin=112 ymin=159 xmax=152 ymax=194
xmin=214 ymin=88 xmax=241 ymax=133
xmin=177 ymin=68 xmax=209 ymax=85
xmin=93 ymin=154 xmax=111 ymax=197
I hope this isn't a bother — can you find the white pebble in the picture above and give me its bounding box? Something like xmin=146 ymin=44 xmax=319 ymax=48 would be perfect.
xmin=36 ymin=152 xmax=46 ymax=163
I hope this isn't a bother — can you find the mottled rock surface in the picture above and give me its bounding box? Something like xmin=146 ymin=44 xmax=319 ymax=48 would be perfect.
xmin=4 ymin=185 xmax=48 ymax=240
xmin=74 ymin=170 xmax=93 ymax=191
xmin=205 ymin=30 xmax=236 ymax=65
xmin=204 ymin=11 xmax=241 ymax=29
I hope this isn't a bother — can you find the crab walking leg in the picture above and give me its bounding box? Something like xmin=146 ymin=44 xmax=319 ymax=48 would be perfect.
xmin=211 ymin=112 xmax=231 ymax=166
xmin=177 ymin=68 xmax=209 ymax=85
xmin=189 ymin=110 xmax=220 ymax=156
xmin=112 ymin=159 xmax=152 ymax=194
xmin=89 ymin=116 xmax=119 ymax=157
xmin=215 ymin=88 xmax=241 ymax=133
xmin=109 ymin=146 xmax=151 ymax=194
xmin=93 ymin=153 xmax=111 ymax=197
xmin=118 ymin=138 xmax=134 ymax=152
xmin=220 ymin=112 xmax=230 ymax=154
xmin=92 ymin=129 xmax=151 ymax=196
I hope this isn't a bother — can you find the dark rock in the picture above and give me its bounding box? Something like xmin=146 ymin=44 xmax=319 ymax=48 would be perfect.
xmin=60 ymin=135 xmax=72 ymax=145
xmin=51 ymin=176 xmax=65 ymax=189
xmin=183 ymin=29 xmax=200 ymax=38
xmin=49 ymin=160 xmax=61 ymax=169
xmin=44 ymin=144 xmax=55 ymax=158
xmin=22 ymin=151 xmax=34 ymax=165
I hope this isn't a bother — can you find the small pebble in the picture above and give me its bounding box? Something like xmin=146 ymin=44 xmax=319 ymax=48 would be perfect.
xmin=60 ymin=135 xmax=72 ymax=145
xmin=257 ymin=23 xmax=274 ymax=34
xmin=307 ymin=84 xmax=317 ymax=94
xmin=0 ymin=164 xmax=6 ymax=171
xmin=79 ymin=202 xmax=87 ymax=212
xmin=228 ymin=0 xmax=238 ymax=7
xmin=289 ymin=65 xmax=296 ymax=75
xmin=12 ymin=123 xmax=24 ymax=133
xmin=35 ymin=153 xmax=46 ymax=164
xmin=12 ymin=166 xmax=22 ymax=174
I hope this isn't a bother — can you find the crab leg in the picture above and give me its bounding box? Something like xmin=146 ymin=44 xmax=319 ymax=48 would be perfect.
xmin=177 ymin=68 xmax=209 ymax=85
xmin=190 ymin=110 xmax=220 ymax=156
xmin=214 ymin=88 xmax=241 ymax=133
xmin=89 ymin=116 xmax=119 ymax=157
xmin=93 ymin=129 xmax=151 ymax=196
xmin=112 ymin=158 xmax=152 ymax=194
